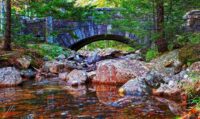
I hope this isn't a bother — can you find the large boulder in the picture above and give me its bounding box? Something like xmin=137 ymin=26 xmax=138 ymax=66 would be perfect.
xmin=119 ymin=71 xmax=164 ymax=96
xmin=151 ymin=50 xmax=183 ymax=76
xmin=93 ymin=59 xmax=150 ymax=84
xmin=119 ymin=78 xmax=151 ymax=96
xmin=66 ymin=70 xmax=87 ymax=86
xmin=0 ymin=67 xmax=23 ymax=87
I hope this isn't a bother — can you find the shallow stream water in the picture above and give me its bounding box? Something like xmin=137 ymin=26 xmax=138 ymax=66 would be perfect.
xmin=0 ymin=80 xmax=181 ymax=119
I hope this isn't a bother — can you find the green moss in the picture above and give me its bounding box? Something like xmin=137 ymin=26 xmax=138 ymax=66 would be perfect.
xmin=179 ymin=44 xmax=200 ymax=65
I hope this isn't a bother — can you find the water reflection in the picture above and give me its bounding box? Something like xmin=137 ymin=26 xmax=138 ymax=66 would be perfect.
xmin=94 ymin=84 xmax=122 ymax=105
xmin=0 ymin=82 xmax=182 ymax=118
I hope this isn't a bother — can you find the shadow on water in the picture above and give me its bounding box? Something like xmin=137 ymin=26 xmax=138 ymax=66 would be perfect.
xmin=0 ymin=80 xmax=183 ymax=118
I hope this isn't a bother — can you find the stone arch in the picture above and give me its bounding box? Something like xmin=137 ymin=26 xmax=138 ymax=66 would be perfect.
xmin=54 ymin=21 xmax=144 ymax=50
xmin=68 ymin=34 xmax=138 ymax=51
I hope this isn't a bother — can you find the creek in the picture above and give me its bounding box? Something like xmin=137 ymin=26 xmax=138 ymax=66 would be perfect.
xmin=0 ymin=80 xmax=178 ymax=118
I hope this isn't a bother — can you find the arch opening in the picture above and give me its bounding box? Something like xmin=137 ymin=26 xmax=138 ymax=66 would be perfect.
xmin=79 ymin=40 xmax=136 ymax=52
xmin=69 ymin=34 xmax=138 ymax=51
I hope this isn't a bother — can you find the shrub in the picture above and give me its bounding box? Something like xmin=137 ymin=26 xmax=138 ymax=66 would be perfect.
xmin=176 ymin=33 xmax=200 ymax=46
xmin=188 ymin=33 xmax=200 ymax=45
xmin=28 ymin=43 xmax=72 ymax=59
xmin=13 ymin=34 xmax=40 ymax=48
xmin=145 ymin=48 xmax=159 ymax=61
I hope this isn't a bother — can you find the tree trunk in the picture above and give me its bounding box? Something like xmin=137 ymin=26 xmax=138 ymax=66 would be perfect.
xmin=155 ymin=0 xmax=168 ymax=52
xmin=3 ymin=0 xmax=11 ymax=51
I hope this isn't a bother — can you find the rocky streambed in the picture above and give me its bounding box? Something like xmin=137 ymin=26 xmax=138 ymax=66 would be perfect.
xmin=0 ymin=48 xmax=200 ymax=118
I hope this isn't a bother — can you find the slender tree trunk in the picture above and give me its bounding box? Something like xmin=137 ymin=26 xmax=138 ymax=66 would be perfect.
xmin=153 ymin=0 xmax=156 ymax=30
xmin=3 ymin=0 xmax=11 ymax=51
xmin=155 ymin=0 xmax=168 ymax=52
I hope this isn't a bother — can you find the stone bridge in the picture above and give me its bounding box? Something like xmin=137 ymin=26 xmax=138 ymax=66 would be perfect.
xmin=22 ymin=9 xmax=150 ymax=51
xmin=54 ymin=20 xmax=148 ymax=51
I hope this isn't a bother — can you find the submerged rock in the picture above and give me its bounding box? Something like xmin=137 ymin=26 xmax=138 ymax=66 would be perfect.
xmin=66 ymin=69 xmax=87 ymax=86
xmin=0 ymin=67 xmax=22 ymax=87
xmin=62 ymin=85 xmax=87 ymax=97
xmin=93 ymin=59 xmax=149 ymax=84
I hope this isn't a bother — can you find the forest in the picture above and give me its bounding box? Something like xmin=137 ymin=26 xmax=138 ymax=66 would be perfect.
xmin=0 ymin=0 xmax=200 ymax=118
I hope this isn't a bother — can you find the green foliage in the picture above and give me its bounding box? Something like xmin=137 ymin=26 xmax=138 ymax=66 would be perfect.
xmin=192 ymin=97 xmax=200 ymax=108
xmin=28 ymin=43 xmax=71 ymax=59
xmin=75 ymin=0 xmax=119 ymax=8
xmin=2 ymin=0 xmax=200 ymax=53
xmin=11 ymin=9 xmax=40 ymax=48
xmin=81 ymin=40 xmax=135 ymax=52
xmin=188 ymin=33 xmax=200 ymax=44
xmin=176 ymin=33 xmax=200 ymax=46
xmin=145 ymin=48 xmax=159 ymax=61
xmin=14 ymin=34 xmax=39 ymax=48
xmin=28 ymin=0 xmax=94 ymax=21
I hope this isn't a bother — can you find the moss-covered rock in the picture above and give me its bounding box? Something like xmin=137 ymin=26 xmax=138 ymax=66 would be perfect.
xmin=179 ymin=44 xmax=200 ymax=65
